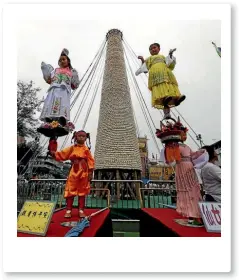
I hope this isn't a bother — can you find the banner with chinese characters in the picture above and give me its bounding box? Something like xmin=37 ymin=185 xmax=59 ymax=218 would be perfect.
xmin=198 ymin=202 xmax=221 ymax=233
xmin=149 ymin=166 xmax=174 ymax=180
xmin=17 ymin=200 xmax=56 ymax=236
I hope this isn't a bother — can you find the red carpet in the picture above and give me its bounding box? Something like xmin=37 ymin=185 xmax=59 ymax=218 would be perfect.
xmin=141 ymin=208 xmax=221 ymax=237
xmin=18 ymin=208 xmax=110 ymax=237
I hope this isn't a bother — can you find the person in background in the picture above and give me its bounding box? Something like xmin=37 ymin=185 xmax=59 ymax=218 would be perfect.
xmin=200 ymin=145 xmax=221 ymax=203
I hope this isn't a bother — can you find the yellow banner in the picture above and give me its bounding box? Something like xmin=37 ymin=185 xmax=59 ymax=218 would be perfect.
xmin=17 ymin=200 xmax=56 ymax=236
xmin=149 ymin=166 xmax=174 ymax=180
xmin=149 ymin=166 xmax=162 ymax=180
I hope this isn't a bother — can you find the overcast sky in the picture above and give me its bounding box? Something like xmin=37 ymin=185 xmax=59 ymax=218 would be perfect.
xmin=17 ymin=19 xmax=221 ymax=157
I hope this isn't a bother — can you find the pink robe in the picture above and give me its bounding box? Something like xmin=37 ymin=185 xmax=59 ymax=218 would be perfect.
xmin=175 ymin=144 xmax=202 ymax=218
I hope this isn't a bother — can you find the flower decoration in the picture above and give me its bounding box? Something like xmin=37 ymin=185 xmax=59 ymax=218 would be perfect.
xmin=43 ymin=123 xmax=51 ymax=129
xmin=155 ymin=117 xmax=188 ymax=143
xmin=39 ymin=119 xmax=75 ymax=134
xmin=66 ymin=122 xmax=75 ymax=132
xmin=51 ymin=121 xmax=59 ymax=128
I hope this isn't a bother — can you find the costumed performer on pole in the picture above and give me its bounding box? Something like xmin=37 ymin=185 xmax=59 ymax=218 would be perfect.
xmin=175 ymin=130 xmax=205 ymax=226
xmin=40 ymin=48 xmax=80 ymax=126
xmin=50 ymin=130 xmax=95 ymax=218
xmin=136 ymin=43 xmax=185 ymax=119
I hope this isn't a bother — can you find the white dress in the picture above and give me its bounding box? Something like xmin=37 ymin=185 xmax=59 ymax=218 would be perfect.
xmin=40 ymin=63 xmax=80 ymax=122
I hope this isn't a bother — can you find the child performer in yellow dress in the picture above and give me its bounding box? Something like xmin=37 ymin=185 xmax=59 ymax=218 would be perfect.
xmin=137 ymin=43 xmax=185 ymax=119
xmin=51 ymin=130 xmax=95 ymax=218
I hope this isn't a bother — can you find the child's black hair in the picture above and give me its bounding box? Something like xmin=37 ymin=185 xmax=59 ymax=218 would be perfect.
xmin=201 ymin=145 xmax=216 ymax=161
xmin=58 ymin=54 xmax=73 ymax=69
xmin=149 ymin=43 xmax=160 ymax=50
xmin=71 ymin=130 xmax=91 ymax=150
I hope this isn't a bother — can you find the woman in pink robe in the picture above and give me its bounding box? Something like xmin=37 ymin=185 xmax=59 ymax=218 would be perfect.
xmin=175 ymin=132 xmax=204 ymax=225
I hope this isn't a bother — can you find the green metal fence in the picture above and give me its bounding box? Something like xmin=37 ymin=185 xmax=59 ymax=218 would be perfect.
xmin=141 ymin=180 xmax=177 ymax=208
xmin=17 ymin=178 xmax=176 ymax=211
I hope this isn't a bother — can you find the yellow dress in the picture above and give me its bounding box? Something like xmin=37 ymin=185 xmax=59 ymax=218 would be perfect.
xmin=55 ymin=144 xmax=95 ymax=198
xmin=145 ymin=54 xmax=182 ymax=109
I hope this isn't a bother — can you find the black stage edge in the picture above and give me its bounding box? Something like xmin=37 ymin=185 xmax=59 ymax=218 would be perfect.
xmin=110 ymin=208 xmax=141 ymax=220
xmin=37 ymin=126 xmax=69 ymax=137
xmin=139 ymin=210 xmax=179 ymax=237
xmin=95 ymin=210 xmax=113 ymax=237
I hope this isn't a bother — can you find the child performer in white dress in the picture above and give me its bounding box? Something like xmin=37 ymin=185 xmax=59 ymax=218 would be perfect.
xmin=40 ymin=48 xmax=80 ymax=126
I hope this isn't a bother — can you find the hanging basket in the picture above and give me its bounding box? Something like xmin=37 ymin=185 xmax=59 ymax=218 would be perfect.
xmin=156 ymin=130 xmax=182 ymax=143
xmin=155 ymin=117 xmax=187 ymax=144
xmin=37 ymin=121 xmax=75 ymax=138
xmin=155 ymin=117 xmax=188 ymax=163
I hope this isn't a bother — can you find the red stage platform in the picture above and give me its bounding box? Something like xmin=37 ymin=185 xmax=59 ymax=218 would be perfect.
xmin=17 ymin=208 xmax=112 ymax=237
xmin=140 ymin=208 xmax=221 ymax=237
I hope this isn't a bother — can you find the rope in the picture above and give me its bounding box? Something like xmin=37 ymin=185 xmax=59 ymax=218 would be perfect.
xmin=170 ymin=109 xmax=201 ymax=148
xmin=60 ymin=42 xmax=107 ymax=149
xmin=125 ymin=65 xmax=161 ymax=155
xmin=173 ymin=107 xmax=204 ymax=139
xmin=18 ymin=136 xmax=45 ymax=168
xmin=70 ymin=40 xmax=106 ymax=109
xmin=19 ymin=138 xmax=48 ymax=176
xmin=61 ymin=44 xmax=106 ymax=149
xmin=70 ymin=40 xmax=106 ymax=100
xmin=82 ymin=52 xmax=105 ymax=130
xmin=72 ymin=47 xmax=105 ymax=124
xmin=133 ymin=109 xmax=140 ymax=137
xmin=18 ymin=142 xmax=37 ymax=166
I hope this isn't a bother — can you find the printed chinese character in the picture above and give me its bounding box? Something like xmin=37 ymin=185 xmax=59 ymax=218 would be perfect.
xmin=21 ymin=210 xmax=27 ymax=216
xmin=211 ymin=204 xmax=221 ymax=225
xmin=202 ymin=204 xmax=216 ymax=226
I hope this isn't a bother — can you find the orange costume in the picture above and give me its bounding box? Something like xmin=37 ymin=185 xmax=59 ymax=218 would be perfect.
xmin=54 ymin=144 xmax=95 ymax=198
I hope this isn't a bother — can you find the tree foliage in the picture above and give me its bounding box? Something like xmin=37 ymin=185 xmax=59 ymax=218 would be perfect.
xmin=17 ymin=80 xmax=42 ymax=137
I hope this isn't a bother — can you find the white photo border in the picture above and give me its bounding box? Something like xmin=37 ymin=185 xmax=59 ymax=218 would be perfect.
xmin=2 ymin=3 xmax=231 ymax=273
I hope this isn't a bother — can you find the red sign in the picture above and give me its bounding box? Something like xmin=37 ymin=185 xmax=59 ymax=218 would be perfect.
xmin=198 ymin=202 xmax=221 ymax=233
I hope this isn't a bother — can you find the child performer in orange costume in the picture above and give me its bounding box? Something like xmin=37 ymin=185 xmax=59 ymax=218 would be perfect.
xmin=51 ymin=130 xmax=95 ymax=218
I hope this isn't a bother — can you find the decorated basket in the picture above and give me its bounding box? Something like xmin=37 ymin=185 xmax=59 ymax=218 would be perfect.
xmin=155 ymin=117 xmax=188 ymax=144
xmin=37 ymin=121 xmax=75 ymax=138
